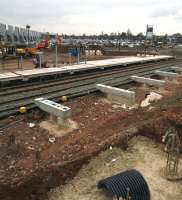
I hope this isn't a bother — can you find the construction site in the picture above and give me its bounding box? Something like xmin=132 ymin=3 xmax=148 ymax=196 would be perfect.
xmin=0 ymin=22 xmax=182 ymax=200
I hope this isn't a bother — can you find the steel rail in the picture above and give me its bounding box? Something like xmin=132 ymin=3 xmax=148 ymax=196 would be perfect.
xmin=0 ymin=61 xmax=180 ymax=105
xmin=0 ymin=59 xmax=180 ymax=97
xmin=0 ymin=58 xmax=177 ymax=92
xmin=0 ymin=59 xmax=181 ymax=118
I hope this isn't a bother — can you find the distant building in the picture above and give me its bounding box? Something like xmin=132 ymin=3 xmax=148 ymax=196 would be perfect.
xmin=169 ymin=34 xmax=182 ymax=44
xmin=0 ymin=22 xmax=42 ymax=46
xmin=146 ymin=25 xmax=153 ymax=39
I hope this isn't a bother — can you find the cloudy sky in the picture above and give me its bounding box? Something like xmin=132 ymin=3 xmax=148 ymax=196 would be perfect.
xmin=0 ymin=0 xmax=182 ymax=35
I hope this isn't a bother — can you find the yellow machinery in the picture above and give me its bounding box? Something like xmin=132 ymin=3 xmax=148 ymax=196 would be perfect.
xmin=16 ymin=48 xmax=26 ymax=55
xmin=16 ymin=47 xmax=39 ymax=56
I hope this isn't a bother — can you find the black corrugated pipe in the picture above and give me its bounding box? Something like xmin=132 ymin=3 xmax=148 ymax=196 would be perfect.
xmin=98 ymin=169 xmax=150 ymax=200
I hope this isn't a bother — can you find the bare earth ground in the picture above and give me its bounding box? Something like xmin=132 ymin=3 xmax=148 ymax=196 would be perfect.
xmin=0 ymin=80 xmax=181 ymax=200
xmin=48 ymin=136 xmax=182 ymax=200
xmin=1 ymin=46 xmax=182 ymax=72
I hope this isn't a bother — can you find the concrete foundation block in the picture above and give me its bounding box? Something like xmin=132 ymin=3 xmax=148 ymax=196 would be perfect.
xmin=96 ymin=84 xmax=135 ymax=106
xmin=34 ymin=98 xmax=71 ymax=119
xmin=155 ymin=70 xmax=178 ymax=78
xmin=171 ymin=66 xmax=182 ymax=74
xmin=107 ymin=94 xmax=135 ymax=106
xmin=34 ymin=97 xmax=78 ymax=137
xmin=155 ymin=70 xmax=180 ymax=83
xmin=131 ymin=76 xmax=165 ymax=88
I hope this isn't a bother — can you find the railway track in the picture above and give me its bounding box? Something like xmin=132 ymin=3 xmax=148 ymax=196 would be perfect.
xmin=0 ymin=59 xmax=178 ymax=94
xmin=0 ymin=58 xmax=181 ymax=118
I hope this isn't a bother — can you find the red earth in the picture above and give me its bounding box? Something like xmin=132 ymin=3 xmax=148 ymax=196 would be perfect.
xmin=0 ymin=81 xmax=181 ymax=200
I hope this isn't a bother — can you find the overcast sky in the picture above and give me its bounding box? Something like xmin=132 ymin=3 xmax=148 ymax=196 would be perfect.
xmin=0 ymin=0 xmax=182 ymax=35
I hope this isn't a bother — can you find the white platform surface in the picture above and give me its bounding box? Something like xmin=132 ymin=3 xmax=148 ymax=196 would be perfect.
xmin=0 ymin=72 xmax=21 ymax=81
xmin=0 ymin=55 xmax=172 ymax=81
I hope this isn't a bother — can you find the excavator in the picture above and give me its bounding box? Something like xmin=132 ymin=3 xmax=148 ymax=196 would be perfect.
xmin=16 ymin=45 xmax=39 ymax=57
xmin=16 ymin=37 xmax=51 ymax=56
xmin=37 ymin=35 xmax=51 ymax=49
xmin=0 ymin=41 xmax=40 ymax=62
xmin=37 ymin=39 xmax=50 ymax=49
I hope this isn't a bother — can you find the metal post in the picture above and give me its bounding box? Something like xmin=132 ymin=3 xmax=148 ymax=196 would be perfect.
xmin=26 ymin=25 xmax=31 ymax=48
xmin=39 ymin=54 xmax=42 ymax=68
xmin=69 ymin=52 xmax=71 ymax=65
xmin=85 ymin=45 xmax=87 ymax=64
xmin=28 ymin=29 xmax=29 ymax=46
xmin=55 ymin=42 xmax=58 ymax=67
xmin=1 ymin=58 xmax=5 ymax=71
xmin=20 ymin=56 xmax=23 ymax=69
xmin=17 ymin=57 xmax=19 ymax=69
xmin=85 ymin=53 xmax=87 ymax=64
xmin=77 ymin=49 xmax=80 ymax=64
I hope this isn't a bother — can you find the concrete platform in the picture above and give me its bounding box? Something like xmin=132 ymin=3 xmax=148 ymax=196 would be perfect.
xmin=0 ymin=55 xmax=173 ymax=82
xmin=0 ymin=72 xmax=21 ymax=82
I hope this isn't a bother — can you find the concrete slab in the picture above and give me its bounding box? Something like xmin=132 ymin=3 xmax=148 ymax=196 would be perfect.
xmin=96 ymin=84 xmax=135 ymax=98
xmin=15 ymin=68 xmax=66 ymax=78
xmin=171 ymin=66 xmax=182 ymax=73
xmin=131 ymin=76 xmax=165 ymax=87
xmin=0 ymin=72 xmax=21 ymax=82
xmin=34 ymin=98 xmax=71 ymax=119
xmin=35 ymin=97 xmax=78 ymax=137
xmin=0 ymin=55 xmax=173 ymax=82
xmin=155 ymin=70 xmax=179 ymax=78
xmin=96 ymin=84 xmax=135 ymax=106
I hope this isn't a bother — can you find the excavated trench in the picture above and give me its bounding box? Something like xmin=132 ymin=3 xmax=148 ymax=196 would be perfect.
xmin=0 ymin=129 xmax=137 ymax=200
xmin=1 ymin=117 xmax=181 ymax=200
xmin=0 ymin=84 xmax=181 ymax=200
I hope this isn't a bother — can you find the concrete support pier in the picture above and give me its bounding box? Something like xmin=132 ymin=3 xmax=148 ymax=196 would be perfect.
xmin=34 ymin=98 xmax=78 ymax=137
xmin=131 ymin=75 xmax=165 ymax=88
xmin=155 ymin=70 xmax=178 ymax=78
xmin=171 ymin=67 xmax=182 ymax=74
xmin=155 ymin=70 xmax=179 ymax=82
xmin=96 ymin=84 xmax=135 ymax=106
